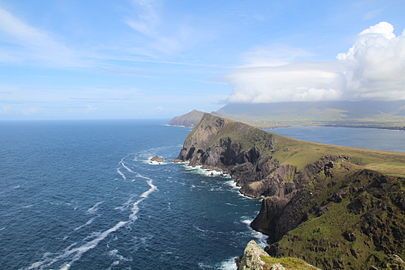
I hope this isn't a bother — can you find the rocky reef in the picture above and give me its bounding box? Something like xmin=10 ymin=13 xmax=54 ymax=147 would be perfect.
xmin=178 ymin=113 xmax=405 ymax=270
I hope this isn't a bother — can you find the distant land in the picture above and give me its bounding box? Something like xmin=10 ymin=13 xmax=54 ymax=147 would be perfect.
xmin=179 ymin=113 xmax=405 ymax=269
xmin=168 ymin=109 xmax=205 ymax=127
xmin=169 ymin=100 xmax=405 ymax=130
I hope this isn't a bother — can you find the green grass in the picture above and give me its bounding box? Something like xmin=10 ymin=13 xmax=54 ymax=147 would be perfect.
xmin=271 ymin=133 xmax=405 ymax=176
xmin=260 ymin=255 xmax=319 ymax=270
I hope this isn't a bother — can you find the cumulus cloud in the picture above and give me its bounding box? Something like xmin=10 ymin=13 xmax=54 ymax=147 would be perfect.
xmin=228 ymin=22 xmax=405 ymax=103
xmin=337 ymin=22 xmax=405 ymax=100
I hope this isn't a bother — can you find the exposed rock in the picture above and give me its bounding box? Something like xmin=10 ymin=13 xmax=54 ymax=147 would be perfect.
xmin=238 ymin=241 xmax=318 ymax=270
xmin=238 ymin=240 xmax=268 ymax=270
xmin=342 ymin=231 xmax=356 ymax=242
xmin=150 ymin=156 xmax=164 ymax=163
xmin=270 ymin=263 xmax=285 ymax=270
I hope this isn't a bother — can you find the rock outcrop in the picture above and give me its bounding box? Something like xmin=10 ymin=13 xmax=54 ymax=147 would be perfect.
xmin=237 ymin=241 xmax=319 ymax=270
xmin=178 ymin=113 xmax=405 ymax=270
xmin=150 ymin=156 xmax=164 ymax=163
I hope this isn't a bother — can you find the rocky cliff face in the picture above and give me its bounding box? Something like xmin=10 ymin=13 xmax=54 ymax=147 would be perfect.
xmin=179 ymin=113 xmax=405 ymax=270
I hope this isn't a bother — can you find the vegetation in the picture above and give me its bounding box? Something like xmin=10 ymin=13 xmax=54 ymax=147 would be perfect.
xmin=272 ymin=133 xmax=405 ymax=176
xmin=260 ymin=255 xmax=319 ymax=270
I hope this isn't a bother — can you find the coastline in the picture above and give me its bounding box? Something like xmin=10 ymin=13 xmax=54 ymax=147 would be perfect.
xmin=176 ymin=113 xmax=405 ymax=269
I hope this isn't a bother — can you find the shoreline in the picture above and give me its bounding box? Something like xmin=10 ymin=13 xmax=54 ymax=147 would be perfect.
xmin=167 ymin=121 xmax=405 ymax=131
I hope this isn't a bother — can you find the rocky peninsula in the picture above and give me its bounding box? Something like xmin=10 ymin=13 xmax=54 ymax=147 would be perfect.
xmin=178 ymin=113 xmax=405 ymax=270
xmin=168 ymin=109 xmax=205 ymax=127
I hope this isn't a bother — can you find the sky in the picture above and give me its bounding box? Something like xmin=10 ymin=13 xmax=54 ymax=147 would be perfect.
xmin=0 ymin=0 xmax=404 ymax=120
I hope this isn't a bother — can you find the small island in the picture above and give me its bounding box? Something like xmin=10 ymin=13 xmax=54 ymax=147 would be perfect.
xmin=150 ymin=156 xmax=164 ymax=163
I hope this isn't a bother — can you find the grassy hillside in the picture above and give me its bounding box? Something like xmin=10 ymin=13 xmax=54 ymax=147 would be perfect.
xmin=168 ymin=109 xmax=205 ymax=127
xmin=271 ymin=134 xmax=405 ymax=177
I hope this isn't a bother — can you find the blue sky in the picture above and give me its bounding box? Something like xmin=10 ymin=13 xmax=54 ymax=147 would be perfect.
xmin=0 ymin=0 xmax=404 ymax=119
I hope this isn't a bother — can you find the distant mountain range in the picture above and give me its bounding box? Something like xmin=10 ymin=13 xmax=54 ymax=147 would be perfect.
xmin=169 ymin=100 xmax=405 ymax=129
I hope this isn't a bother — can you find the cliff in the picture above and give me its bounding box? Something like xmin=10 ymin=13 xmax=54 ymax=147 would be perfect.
xmin=178 ymin=113 xmax=405 ymax=270
xmin=168 ymin=109 xmax=205 ymax=127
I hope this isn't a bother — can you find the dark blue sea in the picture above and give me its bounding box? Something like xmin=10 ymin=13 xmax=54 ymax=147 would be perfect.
xmin=0 ymin=121 xmax=262 ymax=270
xmin=1 ymin=121 xmax=405 ymax=270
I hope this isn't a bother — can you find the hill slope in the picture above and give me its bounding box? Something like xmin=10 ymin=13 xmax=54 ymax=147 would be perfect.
xmin=168 ymin=110 xmax=205 ymax=127
xmin=178 ymin=113 xmax=405 ymax=269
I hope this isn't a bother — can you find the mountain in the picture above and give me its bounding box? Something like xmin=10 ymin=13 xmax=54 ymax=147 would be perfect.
xmin=168 ymin=109 xmax=205 ymax=127
xmin=178 ymin=113 xmax=405 ymax=269
xmin=216 ymin=100 xmax=405 ymax=129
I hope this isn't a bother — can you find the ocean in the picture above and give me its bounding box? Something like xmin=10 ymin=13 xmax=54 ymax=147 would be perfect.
xmin=0 ymin=120 xmax=262 ymax=270
xmin=1 ymin=121 xmax=404 ymax=269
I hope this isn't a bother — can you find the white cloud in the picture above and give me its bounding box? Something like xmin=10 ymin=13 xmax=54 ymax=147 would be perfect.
xmin=228 ymin=62 xmax=343 ymax=103
xmin=337 ymin=22 xmax=405 ymax=100
xmin=0 ymin=6 xmax=82 ymax=67
xmin=125 ymin=0 xmax=193 ymax=55
xmin=227 ymin=22 xmax=405 ymax=103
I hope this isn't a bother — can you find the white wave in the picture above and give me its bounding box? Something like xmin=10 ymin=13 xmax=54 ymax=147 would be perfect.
xmin=121 ymin=161 xmax=134 ymax=173
xmin=145 ymin=156 xmax=167 ymax=165
xmin=108 ymin=249 xmax=131 ymax=262
xmin=224 ymin=181 xmax=254 ymax=200
xmin=116 ymin=168 xmax=126 ymax=180
xmin=86 ymin=201 xmax=103 ymax=215
xmin=115 ymin=195 xmax=135 ymax=211
xmin=225 ymin=180 xmax=239 ymax=189
xmin=241 ymin=218 xmax=251 ymax=226
xmin=73 ymin=216 xmax=96 ymax=232
xmin=183 ymin=165 xmax=231 ymax=178
xmin=28 ymin=221 xmax=128 ymax=270
xmin=0 ymin=227 xmax=5 ymax=231
xmin=241 ymin=218 xmax=267 ymax=247
xmin=218 ymin=257 xmax=238 ymax=270
xmin=135 ymin=172 xmax=152 ymax=181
